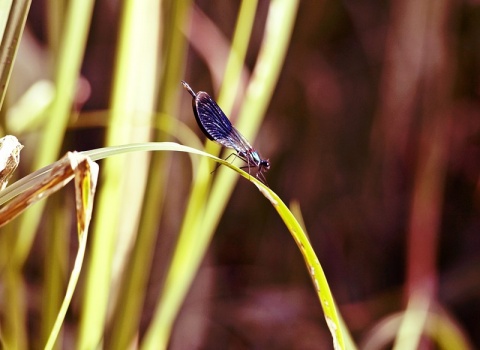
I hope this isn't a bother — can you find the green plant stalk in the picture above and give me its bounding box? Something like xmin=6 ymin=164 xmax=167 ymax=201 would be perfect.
xmin=13 ymin=0 xmax=95 ymax=268
xmin=44 ymin=153 xmax=98 ymax=350
xmin=141 ymin=0 xmax=299 ymax=348
xmin=0 ymin=0 xmax=92 ymax=347
xmin=3 ymin=266 xmax=28 ymax=349
xmin=46 ymin=0 xmax=65 ymax=56
xmin=140 ymin=2 xmax=258 ymax=348
xmin=141 ymin=158 xmax=214 ymax=349
xmin=106 ymin=0 xmax=192 ymax=348
xmin=393 ymin=292 xmax=430 ymax=350
xmin=180 ymin=4 xmax=303 ymax=337
xmin=202 ymin=0 xmax=300 ymax=261
xmin=40 ymin=195 xmax=70 ymax=348
xmin=45 ymin=214 xmax=89 ymax=350
xmin=204 ymin=0 xmax=300 ymax=244
xmin=184 ymin=7 xmax=303 ymax=339
xmin=78 ymin=0 xmax=160 ymax=347
xmin=216 ymin=0 xmax=258 ymax=109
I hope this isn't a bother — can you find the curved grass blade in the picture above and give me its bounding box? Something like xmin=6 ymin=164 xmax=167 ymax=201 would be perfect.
xmin=0 ymin=143 xmax=212 ymax=207
xmin=1 ymin=142 xmax=348 ymax=348
xmin=250 ymin=177 xmax=348 ymax=350
xmin=44 ymin=153 xmax=99 ymax=349
xmin=0 ymin=151 xmax=98 ymax=349
xmin=0 ymin=152 xmax=94 ymax=226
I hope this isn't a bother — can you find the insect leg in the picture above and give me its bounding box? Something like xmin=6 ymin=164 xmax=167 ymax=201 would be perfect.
xmin=210 ymin=153 xmax=238 ymax=175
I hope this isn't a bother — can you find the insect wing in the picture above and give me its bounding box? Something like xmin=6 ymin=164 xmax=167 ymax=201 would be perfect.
xmin=226 ymin=126 xmax=256 ymax=156
xmin=194 ymin=92 xmax=238 ymax=149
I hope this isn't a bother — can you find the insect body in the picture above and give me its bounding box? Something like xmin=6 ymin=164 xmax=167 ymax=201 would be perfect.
xmin=181 ymin=81 xmax=270 ymax=184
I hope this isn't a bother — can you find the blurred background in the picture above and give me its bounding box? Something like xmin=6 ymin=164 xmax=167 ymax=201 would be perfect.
xmin=1 ymin=0 xmax=479 ymax=348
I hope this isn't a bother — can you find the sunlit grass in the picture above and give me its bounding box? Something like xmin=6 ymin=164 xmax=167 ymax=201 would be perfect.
xmin=1 ymin=0 xmax=474 ymax=349
xmin=2 ymin=0 xmax=342 ymax=348
xmin=0 ymin=140 xmax=349 ymax=348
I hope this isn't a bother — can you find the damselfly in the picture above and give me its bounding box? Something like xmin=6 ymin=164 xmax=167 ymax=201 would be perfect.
xmin=181 ymin=81 xmax=270 ymax=184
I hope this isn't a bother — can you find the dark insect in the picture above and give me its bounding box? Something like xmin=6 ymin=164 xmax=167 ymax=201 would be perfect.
xmin=181 ymin=81 xmax=270 ymax=184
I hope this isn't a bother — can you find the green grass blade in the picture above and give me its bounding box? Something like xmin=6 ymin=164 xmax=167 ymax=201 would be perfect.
xmin=13 ymin=0 xmax=95 ymax=268
xmin=217 ymin=0 xmax=258 ymax=109
xmin=256 ymin=183 xmax=347 ymax=350
xmin=140 ymin=0 xmax=261 ymax=347
xmin=77 ymin=0 xmax=160 ymax=346
xmin=44 ymin=155 xmax=99 ymax=350
xmin=141 ymin=1 xmax=300 ymax=348
xmin=104 ymin=0 xmax=192 ymax=347
xmin=203 ymin=0 xmax=300 ymax=250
